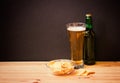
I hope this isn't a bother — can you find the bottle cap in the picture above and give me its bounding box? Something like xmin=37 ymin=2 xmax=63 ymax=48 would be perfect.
xmin=86 ymin=13 xmax=92 ymax=17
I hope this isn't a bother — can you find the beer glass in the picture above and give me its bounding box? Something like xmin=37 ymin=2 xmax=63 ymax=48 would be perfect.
xmin=66 ymin=22 xmax=85 ymax=69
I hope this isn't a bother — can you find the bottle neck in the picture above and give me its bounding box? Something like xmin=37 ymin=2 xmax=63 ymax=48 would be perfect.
xmin=85 ymin=16 xmax=93 ymax=30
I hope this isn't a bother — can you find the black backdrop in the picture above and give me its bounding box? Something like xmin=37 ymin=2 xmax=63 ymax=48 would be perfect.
xmin=1 ymin=0 xmax=120 ymax=61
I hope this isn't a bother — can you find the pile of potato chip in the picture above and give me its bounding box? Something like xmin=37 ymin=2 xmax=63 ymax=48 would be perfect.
xmin=47 ymin=60 xmax=95 ymax=76
xmin=47 ymin=60 xmax=74 ymax=75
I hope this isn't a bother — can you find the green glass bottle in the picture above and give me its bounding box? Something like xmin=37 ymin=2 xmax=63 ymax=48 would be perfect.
xmin=83 ymin=13 xmax=95 ymax=65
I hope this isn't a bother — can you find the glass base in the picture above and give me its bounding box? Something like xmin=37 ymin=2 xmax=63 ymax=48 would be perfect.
xmin=74 ymin=64 xmax=84 ymax=69
xmin=71 ymin=60 xmax=84 ymax=69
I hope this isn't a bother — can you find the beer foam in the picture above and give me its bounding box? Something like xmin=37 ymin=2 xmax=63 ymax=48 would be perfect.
xmin=67 ymin=26 xmax=85 ymax=31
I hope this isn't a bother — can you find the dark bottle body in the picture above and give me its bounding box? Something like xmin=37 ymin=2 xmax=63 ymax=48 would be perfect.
xmin=83 ymin=14 xmax=95 ymax=65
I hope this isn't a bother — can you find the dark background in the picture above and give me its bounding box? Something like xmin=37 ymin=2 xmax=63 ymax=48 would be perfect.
xmin=1 ymin=0 xmax=120 ymax=61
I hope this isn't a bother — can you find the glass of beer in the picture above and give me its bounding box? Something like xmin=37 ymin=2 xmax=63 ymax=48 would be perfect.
xmin=66 ymin=22 xmax=86 ymax=69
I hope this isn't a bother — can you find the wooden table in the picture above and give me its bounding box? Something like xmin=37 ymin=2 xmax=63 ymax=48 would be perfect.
xmin=0 ymin=61 xmax=120 ymax=83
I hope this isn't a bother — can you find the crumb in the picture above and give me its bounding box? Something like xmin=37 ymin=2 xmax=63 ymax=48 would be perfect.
xmin=76 ymin=69 xmax=95 ymax=76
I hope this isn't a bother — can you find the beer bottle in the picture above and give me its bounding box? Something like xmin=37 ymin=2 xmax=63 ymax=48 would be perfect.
xmin=83 ymin=13 xmax=95 ymax=65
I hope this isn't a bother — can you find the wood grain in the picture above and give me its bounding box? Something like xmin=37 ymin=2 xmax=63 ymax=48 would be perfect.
xmin=0 ymin=61 xmax=120 ymax=83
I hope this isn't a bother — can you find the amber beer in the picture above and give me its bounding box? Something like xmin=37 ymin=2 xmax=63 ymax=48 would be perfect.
xmin=67 ymin=22 xmax=85 ymax=68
